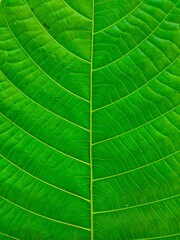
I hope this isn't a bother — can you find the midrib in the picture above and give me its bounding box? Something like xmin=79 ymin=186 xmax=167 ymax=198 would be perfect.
xmin=90 ymin=1 xmax=94 ymax=239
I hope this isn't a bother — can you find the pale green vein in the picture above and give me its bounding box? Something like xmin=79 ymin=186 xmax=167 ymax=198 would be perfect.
xmin=93 ymin=150 xmax=179 ymax=182
xmin=135 ymin=233 xmax=180 ymax=239
xmin=1 ymin=113 xmax=90 ymax=166
xmin=3 ymin=3 xmax=89 ymax=103
xmin=24 ymin=0 xmax=90 ymax=64
xmin=93 ymin=56 xmax=179 ymax=112
xmin=1 ymin=71 xmax=89 ymax=132
xmin=0 ymin=196 xmax=90 ymax=231
xmin=90 ymin=0 xmax=94 ymax=239
xmin=0 ymin=232 xmax=20 ymax=240
xmin=93 ymin=3 xmax=176 ymax=71
xmin=1 ymin=154 xmax=90 ymax=202
xmin=94 ymin=0 xmax=144 ymax=35
xmin=62 ymin=0 xmax=92 ymax=21
xmin=93 ymin=194 xmax=180 ymax=215
xmin=92 ymin=105 xmax=178 ymax=146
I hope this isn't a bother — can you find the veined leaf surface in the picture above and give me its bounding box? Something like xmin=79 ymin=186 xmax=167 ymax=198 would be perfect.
xmin=0 ymin=0 xmax=180 ymax=239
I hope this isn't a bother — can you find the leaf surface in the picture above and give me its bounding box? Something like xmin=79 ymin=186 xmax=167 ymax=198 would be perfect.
xmin=0 ymin=0 xmax=180 ymax=239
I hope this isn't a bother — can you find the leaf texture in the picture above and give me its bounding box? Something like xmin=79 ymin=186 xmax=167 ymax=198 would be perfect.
xmin=0 ymin=0 xmax=180 ymax=239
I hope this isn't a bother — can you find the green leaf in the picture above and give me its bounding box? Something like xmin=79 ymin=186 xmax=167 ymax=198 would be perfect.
xmin=0 ymin=0 xmax=180 ymax=239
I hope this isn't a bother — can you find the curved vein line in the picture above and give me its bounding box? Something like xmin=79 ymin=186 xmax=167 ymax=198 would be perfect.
xmin=93 ymin=194 xmax=180 ymax=215
xmin=3 ymin=4 xmax=89 ymax=103
xmin=0 ymin=196 xmax=90 ymax=231
xmin=94 ymin=0 xmax=144 ymax=35
xmin=1 ymin=71 xmax=89 ymax=132
xmin=93 ymin=150 xmax=179 ymax=182
xmin=0 ymin=232 xmax=20 ymax=240
xmin=135 ymin=233 xmax=180 ymax=239
xmin=62 ymin=0 xmax=92 ymax=21
xmin=93 ymin=3 xmax=176 ymax=71
xmin=1 ymin=113 xmax=90 ymax=166
xmin=24 ymin=0 xmax=90 ymax=64
xmin=92 ymin=105 xmax=178 ymax=146
xmin=93 ymin=56 xmax=179 ymax=112
xmin=0 ymin=154 xmax=90 ymax=202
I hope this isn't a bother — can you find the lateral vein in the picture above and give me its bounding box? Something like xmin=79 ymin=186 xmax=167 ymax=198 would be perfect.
xmin=92 ymin=106 xmax=178 ymax=146
xmin=24 ymin=0 xmax=91 ymax=64
xmin=93 ymin=194 xmax=180 ymax=215
xmin=3 ymin=3 xmax=89 ymax=103
xmin=1 ymin=154 xmax=90 ymax=202
xmin=0 ymin=196 xmax=90 ymax=231
xmin=1 ymin=113 xmax=90 ymax=166
xmin=93 ymin=150 xmax=179 ymax=182
xmin=1 ymin=71 xmax=89 ymax=132
xmin=0 ymin=232 xmax=20 ymax=240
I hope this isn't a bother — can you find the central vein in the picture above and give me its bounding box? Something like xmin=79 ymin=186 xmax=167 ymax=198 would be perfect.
xmin=90 ymin=1 xmax=94 ymax=239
